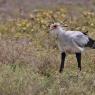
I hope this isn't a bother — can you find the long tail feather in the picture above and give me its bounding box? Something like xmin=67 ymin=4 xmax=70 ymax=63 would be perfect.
xmin=85 ymin=37 xmax=95 ymax=49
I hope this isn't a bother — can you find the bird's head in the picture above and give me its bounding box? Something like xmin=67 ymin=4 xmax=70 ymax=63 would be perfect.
xmin=49 ymin=23 xmax=68 ymax=38
xmin=50 ymin=23 xmax=61 ymax=31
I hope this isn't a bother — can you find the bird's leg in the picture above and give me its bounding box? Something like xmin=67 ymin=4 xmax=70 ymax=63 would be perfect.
xmin=76 ymin=53 xmax=81 ymax=71
xmin=59 ymin=52 xmax=66 ymax=73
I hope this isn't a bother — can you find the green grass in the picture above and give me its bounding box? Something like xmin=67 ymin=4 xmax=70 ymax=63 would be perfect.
xmin=0 ymin=54 xmax=95 ymax=95
xmin=0 ymin=7 xmax=95 ymax=95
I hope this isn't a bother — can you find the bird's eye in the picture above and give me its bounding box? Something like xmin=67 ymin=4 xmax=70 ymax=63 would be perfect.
xmin=53 ymin=25 xmax=57 ymax=28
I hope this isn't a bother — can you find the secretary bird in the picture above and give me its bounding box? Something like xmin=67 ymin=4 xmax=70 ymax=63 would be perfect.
xmin=49 ymin=23 xmax=95 ymax=73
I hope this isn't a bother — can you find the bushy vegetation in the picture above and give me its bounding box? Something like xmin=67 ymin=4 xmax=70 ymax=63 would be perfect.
xmin=0 ymin=7 xmax=95 ymax=95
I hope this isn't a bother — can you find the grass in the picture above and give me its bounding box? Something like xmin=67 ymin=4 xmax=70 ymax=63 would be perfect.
xmin=0 ymin=7 xmax=95 ymax=95
xmin=0 ymin=56 xmax=95 ymax=95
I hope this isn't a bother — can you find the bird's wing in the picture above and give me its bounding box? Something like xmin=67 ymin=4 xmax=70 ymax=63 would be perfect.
xmin=66 ymin=31 xmax=89 ymax=47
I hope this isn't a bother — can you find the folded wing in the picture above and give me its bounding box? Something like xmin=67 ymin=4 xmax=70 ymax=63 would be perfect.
xmin=67 ymin=31 xmax=89 ymax=47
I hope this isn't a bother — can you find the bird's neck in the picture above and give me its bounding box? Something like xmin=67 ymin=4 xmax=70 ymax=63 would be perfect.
xmin=54 ymin=27 xmax=66 ymax=40
xmin=57 ymin=27 xmax=66 ymax=34
xmin=51 ymin=27 xmax=66 ymax=39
